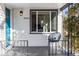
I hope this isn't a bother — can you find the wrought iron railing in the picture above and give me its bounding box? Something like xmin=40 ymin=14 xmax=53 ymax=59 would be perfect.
xmin=48 ymin=39 xmax=75 ymax=56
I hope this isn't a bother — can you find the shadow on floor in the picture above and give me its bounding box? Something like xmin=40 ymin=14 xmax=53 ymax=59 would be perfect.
xmin=2 ymin=46 xmax=74 ymax=56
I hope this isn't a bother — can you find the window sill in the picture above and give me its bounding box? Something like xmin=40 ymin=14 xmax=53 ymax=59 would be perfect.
xmin=30 ymin=31 xmax=57 ymax=34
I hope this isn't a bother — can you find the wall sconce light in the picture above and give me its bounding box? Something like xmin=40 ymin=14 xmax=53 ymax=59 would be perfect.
xmin=20 ymin=10 xmax=23 ymax=16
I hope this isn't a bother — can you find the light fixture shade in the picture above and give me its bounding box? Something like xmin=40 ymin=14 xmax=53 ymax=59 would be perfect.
xmin=20 ymin=10 xmax=23 ymax=16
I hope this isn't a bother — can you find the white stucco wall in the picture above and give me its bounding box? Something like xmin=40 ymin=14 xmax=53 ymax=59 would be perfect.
xmin=0 ymin=3 xmax=5 ymax=55
xmin=58 ymin=9 xmax=63 ymax=40
xmin=12 ymin=8 xmax=63 ymax=46
xmin=0 ymin=4 xmax=5 ymax=41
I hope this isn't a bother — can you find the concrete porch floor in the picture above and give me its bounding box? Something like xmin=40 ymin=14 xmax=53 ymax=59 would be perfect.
xmin=3 ymin=47 xmax=48 ymax=56
xmin=1 ymin=46 xmax=70 ymax=56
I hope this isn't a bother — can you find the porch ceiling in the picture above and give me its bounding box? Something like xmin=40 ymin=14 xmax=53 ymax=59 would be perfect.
xmin=5 ymin=3 xmax=66 ymax=9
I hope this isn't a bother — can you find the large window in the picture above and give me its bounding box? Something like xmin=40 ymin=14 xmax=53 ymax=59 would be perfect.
xmin=30 ymin=9 xmax=58 ymax=33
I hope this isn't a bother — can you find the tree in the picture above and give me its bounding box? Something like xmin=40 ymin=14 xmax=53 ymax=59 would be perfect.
xmin=63 ymin=4 xmax=79 ymax=52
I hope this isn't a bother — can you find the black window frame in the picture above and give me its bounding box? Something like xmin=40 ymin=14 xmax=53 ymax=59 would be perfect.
xmin=30 ymin=9 xmax=58 ymax=34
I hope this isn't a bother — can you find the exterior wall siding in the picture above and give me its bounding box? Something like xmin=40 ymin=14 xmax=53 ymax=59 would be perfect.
xmin=13 ymin=8 xmax=63 ymax=46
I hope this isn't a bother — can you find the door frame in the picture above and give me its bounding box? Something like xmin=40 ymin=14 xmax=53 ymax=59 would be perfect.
xmin=5 ymin=7 xmax=10 ymax=48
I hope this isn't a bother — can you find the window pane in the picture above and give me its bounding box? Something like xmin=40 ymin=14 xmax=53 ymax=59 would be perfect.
xmin=31 ymin=12 xmax=36 ymax=32
xmin=51 ymin=12 xmax=57 ymax=31
xmin=38 ymin=11 xmax=50 ymax=32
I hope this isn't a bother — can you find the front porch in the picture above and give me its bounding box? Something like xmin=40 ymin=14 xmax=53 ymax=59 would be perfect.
xmin=0 ymin=40 xmax=73 ymax=56
xmin=0 ymin=3 xmax=79 ymax=56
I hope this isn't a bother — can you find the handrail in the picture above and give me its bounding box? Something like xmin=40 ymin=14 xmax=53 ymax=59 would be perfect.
xmin=48 ymin=39 xmax=68 ymax=56
xmin=0 ymin=40 xmax=28 ymax=49
xmin=0 ymin=40 xmax=13 ymax=50
xmin=0 ymin=40 xmax=28 ymax=56
xmin=13 ymin=40 xmax=28 ymax=47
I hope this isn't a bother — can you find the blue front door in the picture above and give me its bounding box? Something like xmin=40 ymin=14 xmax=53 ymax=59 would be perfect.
xmin=5 ymin=8 xmax=10 ymax=48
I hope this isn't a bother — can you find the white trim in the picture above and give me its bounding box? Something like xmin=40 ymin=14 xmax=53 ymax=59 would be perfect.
xmin=36 ymin=11 xmax=38 ymax=32
xmin=50 ymin=11 xmax=51 ymax=32
xmin=31 ymin=31 xmax=56 ymax=34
